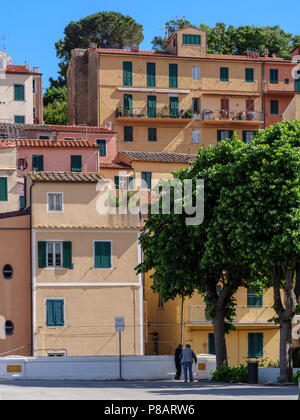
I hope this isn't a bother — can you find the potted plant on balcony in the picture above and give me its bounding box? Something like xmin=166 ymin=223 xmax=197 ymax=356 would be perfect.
xmin=160 ymin=104 xmax=169 ymax=118
xmin=182 ymin=109 xmax=193 ymax=119
xmin=236 ymin=111 xmax=244 ymax=120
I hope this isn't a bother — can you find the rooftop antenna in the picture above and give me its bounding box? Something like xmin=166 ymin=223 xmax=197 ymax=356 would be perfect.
xmin=1 ymin=34 xmax=11 ymax=52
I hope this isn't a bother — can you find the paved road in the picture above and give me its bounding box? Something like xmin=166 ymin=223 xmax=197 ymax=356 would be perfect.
xmin=0 ymin=380 xmax=298 ymax=400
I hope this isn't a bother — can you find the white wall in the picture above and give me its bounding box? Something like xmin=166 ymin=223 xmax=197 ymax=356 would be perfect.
xmin=0 ymin=73 xmax=34 ymax=124
xmin=0 ymin=354 xmax=216 ymax=381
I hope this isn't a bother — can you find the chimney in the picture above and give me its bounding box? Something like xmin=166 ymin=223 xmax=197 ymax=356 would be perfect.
xmin=264 ymin=49 xmax=269 ymax=58
xmin=33 ymin=67 xmax=39 ymax=73
xmin=272 ymin=53 xmax=276 ymax=58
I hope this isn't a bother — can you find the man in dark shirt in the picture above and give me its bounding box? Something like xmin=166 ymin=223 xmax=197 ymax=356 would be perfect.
xmin=174 ymin=344 xmax=183 ymax=380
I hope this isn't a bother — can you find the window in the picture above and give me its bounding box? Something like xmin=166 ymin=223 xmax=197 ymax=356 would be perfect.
xmin=148 ymin=128 xmax=157 ymax=142
xmin=32 ymin=155 xmax=44 ymax=171
xmin=5 ymin=321 xmax=14 ymax=336
xmin=124 ymin=126 xmax=133 ymax=142
xmin=247 ymin=287 xmax=263 ymax=307
xmin=208 ymin=333 xmax=216 ymax=355
xmin=220 ymin=67 xmax=229 ymax=82
xmin=38 ymin=241 xmax=73 ymax=269
xmin=192 ymin=98 xmax=200 ymax=114
xmin=47 ymin=352 xmax=66 ymax=357
xmin=147 ymin=62 xmax=156 ymax=87
xmin=248 ymin=333 xmax=263 ymax=358
xmin=270 ymin=100 xmax=279 ymax=115
xmin=217 ymin=130 xmax=234 ymax=142
xmin=169 ymin=63 xmax=178 ymax=88
xmin=123 ymin=61 xmax=132 ymax=86
xmin=14 ymin=115 xmax=25 ymax=124
xmin=19 ymin=195 xmax=25 ymax=210
xmin=97 ymin=139 xmax=107 ymax=157
xmin=39 ymin=136 xmax=50 ymax=139
xmin=147 ymin=95 xmax=157 ymax=118
xmin=114 ymin=175 xmax=134 ymax=190
xmin=242 ymin=131 xmax=257 ymax=143
xmin=3 ymin=264 xmax=13 ymax=279
xmin=0 ymin=177 xmax=8 ymax=201
xmin=14 ymin=84 xmax=25 ymax=101
xmin=48 ymin=193 xmax=63 ymax=212
xmin=192 ymin=129 xmax=201 ymax=144
xmin=70 ymin=155 xmax=82 ymax=172
xmin=64 ymin=137 xmax=75 ymax=141
xmin=182 ymin=34 xmax=201 ymax=45
xmin=245 ymin=68 xmax=254 ymax=83
xmin=141 ymin=171 xmax=152 ymax=189
xmin=46 ymin=299 xmax=65 ymax=327
xmin=285 ymin=78 xmax=290 ymax=85
xmin=270 ymin=69 xmax=278 ymax=84
xmin=33 ymin=79 xmax=36 ymax=93
xmin=192 ymin=67 xmax=200 ymax=81
xmin=94 ymin=241 xmax=112 ymax=269
xmin=123 ymin=94 xmax=133 ymax=116
xmin=169 ymin=96 xmax=179 ymax=117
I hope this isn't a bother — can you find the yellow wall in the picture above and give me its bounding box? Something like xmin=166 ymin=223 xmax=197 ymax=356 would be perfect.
xmin=0 ymin=148 xmax=19 ymax=213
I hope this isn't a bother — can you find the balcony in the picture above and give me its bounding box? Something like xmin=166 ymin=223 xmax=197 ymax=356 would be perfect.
xmin=202 ymin=109 xmax=264 ymax=126
xmin=115 ymin=107 xmax=198 ymax=125
xmin=187 ymin=305 xmax=276 ymax=327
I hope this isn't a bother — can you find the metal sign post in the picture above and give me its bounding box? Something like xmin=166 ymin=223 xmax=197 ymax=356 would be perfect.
xmin=115 ymin=317 xmax=125 ymax=381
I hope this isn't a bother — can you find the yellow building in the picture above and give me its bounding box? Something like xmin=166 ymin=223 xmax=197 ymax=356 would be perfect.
xmin=67 ymin=26 xmax=270 ymax=154
xmin=145 ymin=271 xmax=280 ymax=366
xmin=0 ymin=144 xmax=21 ymax=213
xmin=27 ymin=171 xmax=144 ymax=357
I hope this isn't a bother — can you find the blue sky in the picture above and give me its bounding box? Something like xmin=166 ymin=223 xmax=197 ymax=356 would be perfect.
xmin=1 ymin=0 xmax=299 ymax=90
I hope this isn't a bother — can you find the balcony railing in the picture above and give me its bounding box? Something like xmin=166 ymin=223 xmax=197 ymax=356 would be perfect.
xmin=202 ymin=109 xmax=264 ymax=122
xmin=188 ymin=305 xmax=276 ymax=325
xmin=116 ymin=107 xmax=198 ymax=120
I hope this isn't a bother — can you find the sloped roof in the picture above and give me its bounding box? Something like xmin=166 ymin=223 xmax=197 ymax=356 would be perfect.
xmin=29 ymin=171 xmax=102 ymax=183
xmin=0 ymin=139 xmax=99 ymax=148
xmin=119 ymin=151 xmax=197 ymax=163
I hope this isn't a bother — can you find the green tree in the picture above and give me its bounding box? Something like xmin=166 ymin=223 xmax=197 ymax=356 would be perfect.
xmin=51 ymin=11 xmax=144 ymax=87
xmin=211 ymin=121 xmax=300 ymax=382
xmin=151 ymin=18 xmax=191 ymax=51
xmin=43 ymin=86 xmax=67 ymax=106
xmin=44 ymin=101 xmax=67 ymax=125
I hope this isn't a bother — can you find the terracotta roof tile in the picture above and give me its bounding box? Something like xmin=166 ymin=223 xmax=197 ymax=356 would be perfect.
xmin=29 ymin=171 xmax=102 ymax=183
xmin=6 ymin=65 xmax=41 ymax=75
xmin=119 ymin=151 xmax=197 ymax=163
xmin=0 ymin=139 xmax=98 ymax=148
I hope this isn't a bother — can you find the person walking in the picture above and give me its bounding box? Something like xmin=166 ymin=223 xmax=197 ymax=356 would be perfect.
xmin=180 ymin=344 xmax=197 ymax=382
xmin=174 ymin=344 xmax=183 ymax=380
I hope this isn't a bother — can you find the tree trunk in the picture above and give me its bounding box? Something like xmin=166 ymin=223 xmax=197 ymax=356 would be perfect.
xmin=213 ymin=307 xmax=228 ymax=367
xmin=180 ymin=297 xmax=184 ymax=345
xmin=272 ymin=266 xmax=296 ymax=383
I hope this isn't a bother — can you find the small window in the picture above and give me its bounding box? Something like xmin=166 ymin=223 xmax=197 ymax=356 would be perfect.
xmin=208 ymin=333 xmax=216 ymax=355
xmin=192 ymin=67 xmax=200 ymax=81
xmin=33 ymin=79 xmax=36 ymax=94
xmin=248 ymin=333 xmax=263 ymax=358
xmin=141 ymin=172 xmax=152 ymax=189
xmin=247 ymin=287 xmax=263 ymax=307
xmin=32 ymin=155 xmax=44 ymax=171
xmin=5 ymin=321 xmax=14 ymax=336
xmin=243 ymin=131 xmax=257 ymax=143
xmin=245 ymin=68 xmax=254 ymax=83
xmin=0 ymin=177 xmax=8 ymax=201
xmin=182 ymin=34 xmax=201 ymax=45
xmin=64 ymin=137 xmax=75 ymax=141
xmin=192 ymin=129 xmax=201 ymax=144
xmin=47 ymin=242 xmax=63 ymax=268
xmin=14 ymin=115 xmax=25 ymax=124
xmin=47 ymin=352 xmax=66 ymax=357
xmin=270 ymin=69 xmax=278 ymax=84
xmin=270 ymin=100 xmax=279 ymax=115
xmin=285 ymin=78 xmax=290 ymax=85
xmin=97 ymin=139 xmax=107 ymax=157
xmin=124 ymin=126 xmax=133 ymax=142
xmin=14 ymin=84 xmax=25 ymax=101
xmin=123 ymin=61 xmax=132 ymax=87
xmin=217 ymin=130 xmax=234 ymax=142
xmin=94 ymin=241 xmax=112 ymax=269
xmin=70 ymin=155 xmax=82 ymax=172
xmin=46 ymin=299 xmax=65 ymax=327
xmin=3 ymin=264 xmax=13 ymax=279
xmin=48 ymin=193 xmax=63 ymax=212
xmin=148 ymin=128 xmax=157 ymax=142
xmin=39 ymin=136 xmax=50 ymax=139
xmin=220 ymin=67 xmax=229 ymax=82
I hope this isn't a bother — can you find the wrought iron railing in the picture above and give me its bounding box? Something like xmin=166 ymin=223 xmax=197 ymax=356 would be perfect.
xmin=202 ymin=109 xmax=264 ymax=122
xmin=116 ymin=107 xmax=197 ymax=119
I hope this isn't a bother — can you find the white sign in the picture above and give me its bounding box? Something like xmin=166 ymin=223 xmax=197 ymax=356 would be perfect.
xmin=292 ymin=315 xmax=300 ymax=340
xmin=115 ymin=317 xmax=125 ymax=332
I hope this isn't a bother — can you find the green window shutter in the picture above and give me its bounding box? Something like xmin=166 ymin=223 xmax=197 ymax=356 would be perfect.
xmin=114 ymin=176 xmax=120 ymax=190
xmin=247 ymin=287 xmax=263 ymax=307
xmin=46 ymin=300 xmax=55 ymax=327
xmin=208 ymin=333 xmax=216 ymax=355
xmin=220 ymin=67 xmax=229 ymax=82
xmin=270 ymin=100 xmax=279 ymax=115
xmin=71 ymin=155 xmax=82 ymax=172
xmin=97 ymin=139 xmax=106 ymax=157
xmin=14 ymin=115 xmax=25 ymax=124
xmin=54 ymin=300 xmax=65 ymax=326
xmin=94 ymin=241 xmax=112 ymax=269
xmin=248 ymin=333 xmax=263 ymax=358
xmin=63 ymin=242 xmax=73 ymax=269
xmin=128 ymin=176 xmax=134 ymax=191
xmin=0 ymin=177 xmax=8 ymax=201
xmin=124 ymin=126 xmax=133 ymax=142
xmin=38 ymin=241 xmax=47 ymax=268
xmin=123 ymin=61 xmax=132 ymax=86
xmin=147 ymin=95 xmax=157 ymax=118
xmin=169 ymin=96 xmax=179 ymax=117
xmin=217 ymin=130 xmax=222 ymax=143
xmin=245 ymin=68 xmax=254 ymax=82
xmin=32 ymin=155 xmax=44 ymax=171
xmin=147 ymin=62 xmax=156 ymax=87
xmin=183 ymin=34 xmax=201 ymax=45
xmin=14 ymin=84 xmax=25 ymax=101
xmin=148 ymin=128 xmax=157 ymax=142
xmin=270 ymin=69 xmax=278 ymax=84
xmin=169 ymin=63 xmax=178 ymax=88
xmin=141 ymin=172 xmax=152 ymax=189
xmin=123 ymin=94 xmax=133 ymax=116
xmin=294 ymin=70 xmax=300 ymax=92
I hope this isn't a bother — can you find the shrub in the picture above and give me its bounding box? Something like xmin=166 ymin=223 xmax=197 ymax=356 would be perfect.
xmin=292 ymin=348 xmax=300 ymax=368
xmin=211 ymin=365 xmax=248 ymax=383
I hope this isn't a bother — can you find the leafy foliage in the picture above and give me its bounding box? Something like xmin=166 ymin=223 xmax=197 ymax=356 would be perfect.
xmin=211 ymin=364 xmax=248 ymax=383
xmin=43 ymin=101 xmax=67 ymax=125
xmin=43 ymin=86 xmax=67 ymax=106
